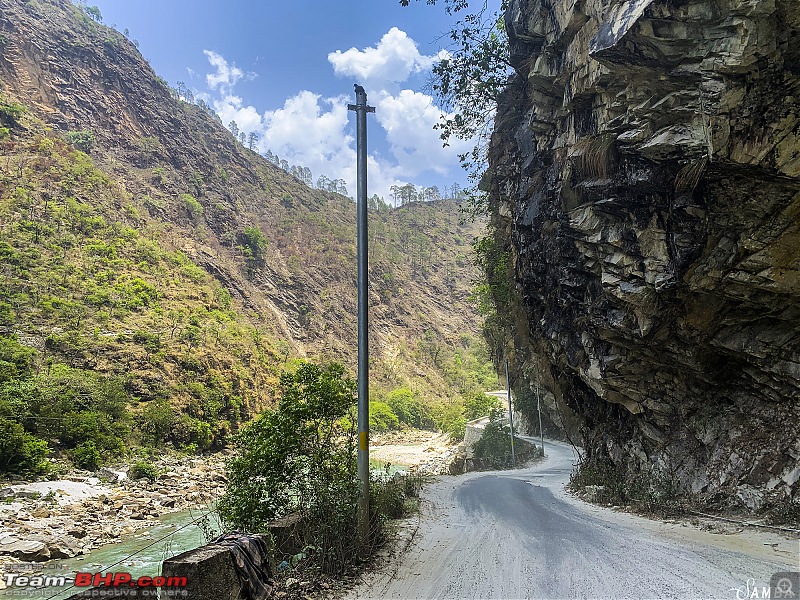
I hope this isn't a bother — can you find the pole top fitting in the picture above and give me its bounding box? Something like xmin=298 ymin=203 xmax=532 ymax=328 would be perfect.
xmin=348 ymin=84 xmax=375 ymax=113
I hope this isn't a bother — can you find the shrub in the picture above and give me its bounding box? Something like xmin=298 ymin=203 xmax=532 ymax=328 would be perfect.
xmin=464 ymin=391 xmax=500 ymax=420
xmin=386 ymin=388 xmax=434 ymax=430
xmin=218 ymin=361 xmax=366 ymax=573
xmin=138 ymin=399 xmax=175 ymax=445
xmin=129 ymin=460 xmax=158 ymax=481
xmin=0 ymin=418 xmax=49 ymax=476
xmin=472 ymin=409 xmax=515 ymax=469
xmin=0 ymin=100 xmax=27 ymax=125
xmin=370 ymin=472 xmax=423 ymax=521
xmin=5 ymin=365 xmax=131 ymax=458
xmin=0 ymin=335 xmax=36 ymax=383
xmin=71 ymin=440 xmax=101 ymax=470
xmin=369 ymin=401 xmax=399 ymax=432
xmin=180 ymin=193 xmax=203 ymax=218
xmin=65 ymin=130 xmax=95 ymax=152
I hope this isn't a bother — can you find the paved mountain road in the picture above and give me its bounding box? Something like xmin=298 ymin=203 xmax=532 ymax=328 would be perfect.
xmin=348 ymin=440 xmax=799 ymax=599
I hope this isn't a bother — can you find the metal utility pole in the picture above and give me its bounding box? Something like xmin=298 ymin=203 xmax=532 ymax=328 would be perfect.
xmin=348 ymin=84 xmax=375 ymax=548
xmin=536 ymin=380 xmax=545 ymax=455
xmin=505 ymin=359 xmax=515 ymax=467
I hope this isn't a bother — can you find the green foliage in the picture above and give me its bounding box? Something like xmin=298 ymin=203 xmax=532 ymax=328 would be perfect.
xmin=0 ymin=100 xmax=27 ymax=125
xmin=370 ymin=471 xmax=424 ymax=521
xmin=238 ymin=226 xmax=269 ymax=276
xmin=471 ymin=233 xmax=513 ymax=352
xmin=386 ymin=388 xmax=434 ymax=429
xmin=369 ymin=400 xmax=399 ymax=432
xmin=138 ymin=136 xmax=160 ymax=153
xmin=464 ymin=391 xmax=499 ymax=420
xmin=433 ymin=401 xmax=466 ymax=441
xmin=0 ymin=336 xmax=36 ymax=383
xmin=218 ymin=361 xmax=363 ymax=572
xmin=173 ymin=415 xmax=213 ymax=452
xmin=71 ymin=440 xmax=101 ymax=470
xmin=180 ymin=193 xmax=203 ymax=219
xmin=0 ymin=127 xmax=9 ymax=140
xmin=569 ymin=456 xmax=683 ymax=515
xmin=0 ymin=418 xmax=50 ymax=476
xmin=0 ymin=365 xmax=131 ymax=461
xmin=472 ymin=409 xmax=514 ymax=468
xmin=400 ymin=0 xmax=510 ymax=174
xmin=190 ymin=171 xmax=204 ymax=196
xmin=138 ymin=399 xmax=175 ymax=445
xmin=82 ymin=4 xmax=102 ymax=22
xmin=130 ymin=460 xmax=158 ymax=481
xmin=65 ymin=130 xmax=95 ymax=153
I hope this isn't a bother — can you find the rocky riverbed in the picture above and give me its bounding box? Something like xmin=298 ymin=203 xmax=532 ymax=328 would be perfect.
xmin=370 ymin=430 xmax=460 ymax=475
xmin=0 ymin=453 xmax=228 ymax=571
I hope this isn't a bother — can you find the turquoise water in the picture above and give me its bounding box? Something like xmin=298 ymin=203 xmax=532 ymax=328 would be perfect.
xmin=1 ymin=468 xmax=408 ymax=599
xmin=0 ymin=507 xmax=220 ymax=600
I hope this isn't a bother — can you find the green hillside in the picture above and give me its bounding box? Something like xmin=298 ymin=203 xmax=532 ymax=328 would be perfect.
xmin=0 ymin=0 xmax=496 ymax=474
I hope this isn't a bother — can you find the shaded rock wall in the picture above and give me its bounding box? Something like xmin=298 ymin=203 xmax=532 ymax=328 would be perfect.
xmin=488 ymin=0 xmax=800 ymax=508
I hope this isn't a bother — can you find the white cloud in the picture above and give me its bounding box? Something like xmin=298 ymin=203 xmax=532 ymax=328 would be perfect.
xmin=328 ymin=27 xmax=447 ymax=85
xmin=204 ymin=50 xmax=253 ymax=93
xmin=201 ymin=43 xmax=467 ymax=202
xmin=376 ymin=90 xmax=473 ymax=179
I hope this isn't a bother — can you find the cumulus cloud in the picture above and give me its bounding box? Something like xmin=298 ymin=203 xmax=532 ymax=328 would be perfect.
xmin=328 ymin=27 xmax=447 ymax=85
xmin=200 ymin=40 xmax=466 ymax=201
xmin=376 ymin=90 xmax=473 ymax=179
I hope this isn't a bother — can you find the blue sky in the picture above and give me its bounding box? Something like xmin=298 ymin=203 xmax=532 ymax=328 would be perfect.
xmin=89 ymin=0 xmax=498 ymax=200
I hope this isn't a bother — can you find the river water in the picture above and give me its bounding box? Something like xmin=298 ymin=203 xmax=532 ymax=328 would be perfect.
xmin=1 ymin=463 xmax=408 ymax=599
xmin=0 ymin=506 xmax=220 ymax=600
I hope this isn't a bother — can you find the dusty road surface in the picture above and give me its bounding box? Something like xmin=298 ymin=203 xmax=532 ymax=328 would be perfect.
xmin=348 ymin=440 xmax=799 ymax=599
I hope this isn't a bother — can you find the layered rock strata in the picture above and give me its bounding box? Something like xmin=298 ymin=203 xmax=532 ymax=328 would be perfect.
xmin=489 ymin=0 xmax=800 ymax=507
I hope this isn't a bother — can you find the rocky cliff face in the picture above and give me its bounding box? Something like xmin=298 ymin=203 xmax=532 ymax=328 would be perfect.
xmin=488 ymin=0 xmax=800 ymax=508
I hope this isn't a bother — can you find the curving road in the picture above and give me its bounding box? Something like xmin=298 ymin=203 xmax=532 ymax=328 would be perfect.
xmin=348 ymin=440 xmax=799 ymax=599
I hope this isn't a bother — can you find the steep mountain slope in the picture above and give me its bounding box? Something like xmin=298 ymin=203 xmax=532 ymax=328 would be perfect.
xmin=485 ymin=0 xmax=800 ymax=510
xmin=0 ymin=0 xmax=491 ymax=459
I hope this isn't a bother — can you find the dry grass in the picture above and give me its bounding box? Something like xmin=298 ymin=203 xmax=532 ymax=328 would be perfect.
xmin=674 ymin=157 xmax=708 ymax=193
xmin=569 ymin=134 xmax=616 ymax=180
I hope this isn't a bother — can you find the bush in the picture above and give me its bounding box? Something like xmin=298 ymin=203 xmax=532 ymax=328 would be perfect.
xmin=65 ymin=130 xmax=95 ymax=152
xmin=71 ymin=440 xmax=101 ymax=471
xmin=369 ymin=400 xmax=399 ymax=432
xmin=180 ymin=193 xmax=203 ymax=218
xmin=0 ymin=100 xmax=27 ymax=125
xmin=218 ymin=361 xmax=363 ymax=573
xmin=472 ymin=409 xmax=515 ymax=469
xmin=386 ymin=388 xmax=434 ymax=430
xmin=129 ymin=460 xmax=158 ymax=481
xmin=138 ymin=399 xmax=175 ymax=445
xmin=1 ymin=364 xmax=131 ymax=458
xmin=0 ymin=418 xmax=49 ymax=476
xmin=569 ymin=455 xmax=683 ymax=514
xmin=370 ymin=472 xmax=423 ymax=521
xmin=0 ymin=335 xmax=36 ymax=383
xmin=464 ymin=391 xmax=499 ymax=420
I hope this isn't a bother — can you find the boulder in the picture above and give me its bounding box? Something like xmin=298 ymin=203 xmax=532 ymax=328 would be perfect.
xmin=0 ymin=539 xmax=50 ymax=561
